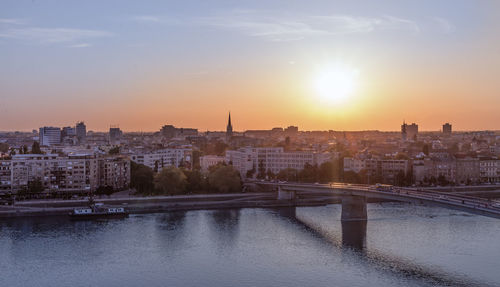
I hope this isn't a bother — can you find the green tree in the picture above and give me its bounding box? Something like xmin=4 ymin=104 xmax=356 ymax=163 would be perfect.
xmin=343 ymin=171 xmax=361 ymax=184
xmin=154 ymin=166 xmax=187 ymax=195
xmin=245 ymin=167 xmax=256 ymax=179
xmin=277 ymin=168 xmax=298 ymax=181
xmin=27 ymin=178 xmax=44 ymax=193
xmin=0 ymin=143 xmax=9 ymax=153
xmin=257 ymin=159 xmax=266 ymax=179
xmin=208 ymin=165 xmax=241 ymax=193
xmin=31 ymin=141 xmax=43 ymax=154
xmin=108 ymin=146 xmax=120 ymax=155
xmin=183 ymin=169 xmax=206 ymax=193
xmin=298 ymin=163 xmax=318 ymax=183
xmin=318 ymin=161 xmax=339 ymax=183
xmin=130 ymin=162 xmax=154 ymax=194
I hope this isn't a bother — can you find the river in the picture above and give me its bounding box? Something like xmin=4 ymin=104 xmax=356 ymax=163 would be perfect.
xmin=1 ymin=203 xmax=499 ymax=287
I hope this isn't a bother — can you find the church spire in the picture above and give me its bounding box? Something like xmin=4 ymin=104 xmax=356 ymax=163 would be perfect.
xmin=226 ymin=112 xmax=233 ymax=137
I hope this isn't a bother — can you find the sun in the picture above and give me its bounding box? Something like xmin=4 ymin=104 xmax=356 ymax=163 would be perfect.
xmin=313 ymin=65 xmax=359 ymax=105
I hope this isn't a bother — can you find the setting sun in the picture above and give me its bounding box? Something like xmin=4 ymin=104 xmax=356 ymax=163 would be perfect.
xmin=313 ymin=65 xmax=359 ymax=105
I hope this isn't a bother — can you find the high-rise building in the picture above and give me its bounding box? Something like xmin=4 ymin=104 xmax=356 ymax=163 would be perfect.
xmin=407 ymin=123 xmax=419 ymax=140
xmin=401 ymin=122 xmax=407 ymax=141
xmin=226 ymin=112 xmax=233 ymax=138
xmin=443 ymin=123 xmax=452 ymax=135
xmin=76 ymin=122 xmax=87 ymax=143
xmin=39 ymin=127 xmax=61 ymax=146
xmin=109 ymin=126 xmax=122 ymax=144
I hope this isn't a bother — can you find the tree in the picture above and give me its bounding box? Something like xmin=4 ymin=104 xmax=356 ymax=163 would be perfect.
xmin=277 ymin=168 xmax=298 ymax=182
xmin=318 ymin=161 xmax=339 ymax=183
xmin=257 ymin=159 xmax=266 ymax=179
xmin=130 ymin=162 xmax=154 ymax=194
xmin=298 ymin=163 xmax=318 ymax=183
xmin=246 ymin=168 xmax=256 ymax=179
xmin=31 ymin=141 xmax=43 ymax=154
xmin=96 ymin=186 xmax=114 ymax=197
xmin=343 ymin=171 xmax=361 ymax=184
xmin=208 ymin=165 xmax=241 ymax=193
xmin=154 ymin=166 xmax=187 ymax=195
xmin=0 ymin=143 xmax=9 ymax=153
xmin=109 ymin=146 xmax=120 ymax=155
xmin=27 ymin=178 xmax=44 ymax=194
xmin=266 ymin=169 xmax=275 ymax=180
xmin=183 ymin=169 xmax=207 ymax=193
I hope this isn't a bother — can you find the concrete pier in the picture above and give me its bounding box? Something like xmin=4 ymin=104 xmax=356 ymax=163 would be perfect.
xmin=341 ymin=195 xmax=367 ymax=221
xmin=277 ymin=187 xmax=296 ymax=201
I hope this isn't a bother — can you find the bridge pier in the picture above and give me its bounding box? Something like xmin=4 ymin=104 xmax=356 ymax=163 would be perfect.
xmin=277 ymin=187 xmax=296 ymax=201
xmin=342 ymin=220 xmax=367 ymax=250
xmin=341 ymin=195 xmax=367 ymax=221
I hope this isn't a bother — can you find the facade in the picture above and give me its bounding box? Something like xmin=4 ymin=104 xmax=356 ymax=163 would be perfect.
xmin=226 ymin=147 xmax=331 ymax=178
xmin=76 ymin=122 xmax=87 ymax=143
xmin=130 ymin=148 xmax=192 ymax=171
xmin=0 ymin=154 xmax=129 ymax=194
xmin=479 ymin=159 xmax=500 ymax=183
xmin=39 ymin=127 xmax=61 ymax=146
xmin=160 ymin=125 xmax=198 ymax=139
xmin=200 ymin=155 xmax=225 ymax=173
xmin=98 ymin=156 xmax=130 ymax=190
xmin=109 ymin=127 xmax=123 ymax=144
xmin=443 ymin=123 xmax=452 ymax=135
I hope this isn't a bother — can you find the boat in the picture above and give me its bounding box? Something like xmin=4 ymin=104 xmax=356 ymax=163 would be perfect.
xmin=69 ymin=202 xmax=129 ymax=220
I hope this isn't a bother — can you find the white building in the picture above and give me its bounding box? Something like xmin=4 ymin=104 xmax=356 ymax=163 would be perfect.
xmin=131 ymin=148 xmax=192 ymax=171
xmin=225 ymin=147 xmax=331 ymax=178
xmin=200 ymin=155 xmax=225 ymax=173
xmin=480 ymin=158 xmax=500 ymax=183
xmin=39 ymin=127 xmax=61 ymax=146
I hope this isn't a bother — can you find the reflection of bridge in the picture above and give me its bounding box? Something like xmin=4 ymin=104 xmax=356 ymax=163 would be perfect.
xmin=248 ymin=182 xmax=500 ymax=221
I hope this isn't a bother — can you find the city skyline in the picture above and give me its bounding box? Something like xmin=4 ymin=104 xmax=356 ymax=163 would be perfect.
xmin=1 ymin=1 xmax=500 ymax=131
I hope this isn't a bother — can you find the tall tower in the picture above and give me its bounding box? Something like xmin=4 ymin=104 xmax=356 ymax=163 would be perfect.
xmin=401 ymin=121 xmax=407 ymax=141
xmin=226 ymin=112 xmax=233 ymax=137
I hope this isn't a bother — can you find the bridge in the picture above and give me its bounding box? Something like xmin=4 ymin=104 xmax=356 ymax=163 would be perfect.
xmin=247 ymin=181 xmax=500 ymax=221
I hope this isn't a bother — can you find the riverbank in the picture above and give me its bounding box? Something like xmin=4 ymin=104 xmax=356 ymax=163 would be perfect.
xmin=0 ymin=192 xmax=335 ymax=219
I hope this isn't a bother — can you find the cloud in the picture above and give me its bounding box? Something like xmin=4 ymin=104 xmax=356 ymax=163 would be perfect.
xmin=0 ymin=18 xmax=26 ymax=25
xmin=131 ymin=15 xmax=180 ymax=25
xmin=0 ymin=27 xmax=112 ymax=44
xmin=196 ymin=11 xmax=420 ymax=41
xmin=433 ymin=17 xmax=454 ymax=34
xmin=68 ymin=43 xmax=92 ymax=48
xmin=132 ymin=15 xmax=163 ymax=23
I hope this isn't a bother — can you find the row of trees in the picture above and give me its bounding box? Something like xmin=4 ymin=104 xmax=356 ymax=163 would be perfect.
xmin=131 ymin=162 xmax=242 ymax=196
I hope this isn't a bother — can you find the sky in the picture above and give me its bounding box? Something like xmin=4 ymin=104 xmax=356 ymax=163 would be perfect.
xmin=1 ymin=0 xmax=499 ymax=132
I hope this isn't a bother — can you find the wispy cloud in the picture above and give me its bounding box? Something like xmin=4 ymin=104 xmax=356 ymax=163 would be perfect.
xmin=195 ymin=10 xmax=420 ymax=41
xmin=0 ymin=18 xmax=26 ymax=25
xmin=68 ymin=43 xmax=92 ymax=48
xmin=0 ymin=27 xmax=112 ymax=44
xmin=433 ymin=17 xmax=454 ymax=34
xmin=132 ymin=15 xmax=179 ymax=25
xmin=132 ymin=15 xmax=163 ymax=23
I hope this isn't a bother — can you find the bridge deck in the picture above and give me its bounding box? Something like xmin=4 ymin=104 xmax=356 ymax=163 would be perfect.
xmin=251 ymin=182 xmax=500 ymax=219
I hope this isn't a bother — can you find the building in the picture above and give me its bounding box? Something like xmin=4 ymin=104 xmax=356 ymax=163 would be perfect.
xmin=401 ymin=122 xmax=418 ymax=141
xmin=0 ymin=154 xmax=130 ymax=193
xmin=407 ymin=123 xmax=418 ymax=140
xmin=98 ymin=156 xmax=130 ymax=191
xmin=76 ymin=122 xmax=87 ymax=143
xmin=200 ymin=155 xmax=225 ymax=173
xmin=345 ymin=157 xmax=410 ymax=184
xmin=160 ymin=125 xmax=198 ymax=139
xmin=443 ymin=123 xmax=452 ymax=135
xmin=479 ymin=158 xmax=500 ymax=183
xmin=226 ymin=112 xmax=233 ymax=138
xmin=109 ymin=126 xmax=123 ymax=144
xmin=39 ymin=127 xmax=61 ymax=146
xmin=130 ymin=148 xmax=192 ymax=171
xmin=226 ymin=147 xmax=330 ymax=178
